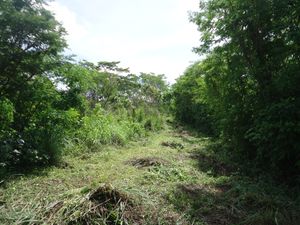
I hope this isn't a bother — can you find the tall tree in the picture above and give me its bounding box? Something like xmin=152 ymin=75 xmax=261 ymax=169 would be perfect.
xmin=0 ymin=0 xmax=66 ymax=95
xmin=189 ymin=0 xmax=300 ymax=179
xmin=0 ymin=0 xmax=67 ymax=168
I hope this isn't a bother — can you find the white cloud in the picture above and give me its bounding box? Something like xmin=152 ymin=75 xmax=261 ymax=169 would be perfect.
xmin=46 ymin=2 xmax=88 ymax=51
xmin=46 ymin=0 xmax=201 ymax=83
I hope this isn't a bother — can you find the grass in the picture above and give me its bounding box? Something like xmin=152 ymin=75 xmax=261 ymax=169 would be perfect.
xmin=0 ymin=125 xmax=299 ymax=224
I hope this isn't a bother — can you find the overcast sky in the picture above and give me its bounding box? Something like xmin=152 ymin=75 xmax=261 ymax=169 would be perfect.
xmin=47 ymin=0 xmax=201 ymax=83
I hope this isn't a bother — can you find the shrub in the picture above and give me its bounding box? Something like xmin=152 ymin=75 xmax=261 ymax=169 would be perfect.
xmin=246 ymin=98 xmax=300 ymax=180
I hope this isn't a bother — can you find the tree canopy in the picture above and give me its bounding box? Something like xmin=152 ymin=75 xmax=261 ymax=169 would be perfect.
xmin=172 ymin=0 xmax=300 ymax=182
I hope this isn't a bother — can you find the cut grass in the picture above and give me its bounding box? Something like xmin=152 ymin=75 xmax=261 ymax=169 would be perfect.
xmin=0 ymin=126 xmax=299 ymax=224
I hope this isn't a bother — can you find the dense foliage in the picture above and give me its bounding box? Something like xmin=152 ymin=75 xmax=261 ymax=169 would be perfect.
xmin=0 ymin=0 xmax=168 ymax=173
xmin=0 ymin=0 xmax=67 ymax=169
xmin=172 ymin=62 xmax=215 ymax=135
xmin=173 ymin=0 xmax=300 ymax=183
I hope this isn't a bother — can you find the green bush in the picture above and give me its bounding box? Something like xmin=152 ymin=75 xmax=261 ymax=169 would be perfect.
xmin=171 ymin=62 xmax=215 ymax=135
xmin=246 ymin=98 xmax=300 ymax=179
xmin=0 ymin=98 xmax=14 ymax=130
xmin=0 ymin=98 xmax=15 ymax=167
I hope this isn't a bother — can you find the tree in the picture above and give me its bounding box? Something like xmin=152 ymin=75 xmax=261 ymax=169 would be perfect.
xmin=0 ymin=0 xmax=68 ymax=168
xmin=188 ymin=0 xmax=300 ymax=180
xmin=97 ymin=61 xmax=129 ymax=73
xmin=0 ymin=0 xmax=66 ymax=95
xmin=172 ymin=62 xmax=215 ymax=134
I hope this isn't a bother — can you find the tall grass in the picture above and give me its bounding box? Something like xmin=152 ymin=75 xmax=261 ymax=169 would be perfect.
xmin=64 ymin=105 xmax=164 ymax=155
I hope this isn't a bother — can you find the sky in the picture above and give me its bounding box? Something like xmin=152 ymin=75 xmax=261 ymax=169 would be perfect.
xmin=47 ymin=0 xmax=201 ymax=83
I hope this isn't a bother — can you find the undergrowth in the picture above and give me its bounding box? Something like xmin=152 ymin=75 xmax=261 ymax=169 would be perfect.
xmin=0 ymin=125 xmax=299 ymax=225
xmin=63 ymin=105 xmax=165 ymax=156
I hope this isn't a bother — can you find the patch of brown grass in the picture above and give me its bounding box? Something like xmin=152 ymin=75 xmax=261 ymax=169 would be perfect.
xmin=126 ymin=157 xmax=169 ymax=168
xmin=45 ymin=184 xmax=144 ymax=225
xmin=161 ymin=141 xmax=184 ymax=150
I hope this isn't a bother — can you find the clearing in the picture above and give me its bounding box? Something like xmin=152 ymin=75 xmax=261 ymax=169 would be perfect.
xmin=0 ymin=126 xmax=298 ymax=225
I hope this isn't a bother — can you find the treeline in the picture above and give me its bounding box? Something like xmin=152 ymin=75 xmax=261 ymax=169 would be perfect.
xmin=0 ymin=0 xmax=168 ymax=173
xmin=172 ymin=0 xmax=300 ymax=183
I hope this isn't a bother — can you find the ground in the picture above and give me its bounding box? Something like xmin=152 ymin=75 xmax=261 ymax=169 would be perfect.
xmin=0 ymin=125 xmax=299 ymax=225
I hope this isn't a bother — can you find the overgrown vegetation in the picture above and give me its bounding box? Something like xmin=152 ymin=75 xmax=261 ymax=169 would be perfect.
xmin=1 ymin=126 xmax=299 ymax=225
xmin=1 ymin=0 xmax=299 ymax=224
xmin=0 ymin=0 xmax=168 ymax=175
xmin=171 ymin=0 xmax=300 ymax=184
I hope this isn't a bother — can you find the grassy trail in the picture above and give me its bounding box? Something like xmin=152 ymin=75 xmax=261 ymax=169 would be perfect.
xmin=0 ymin=126 xmax=298 ymax=225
